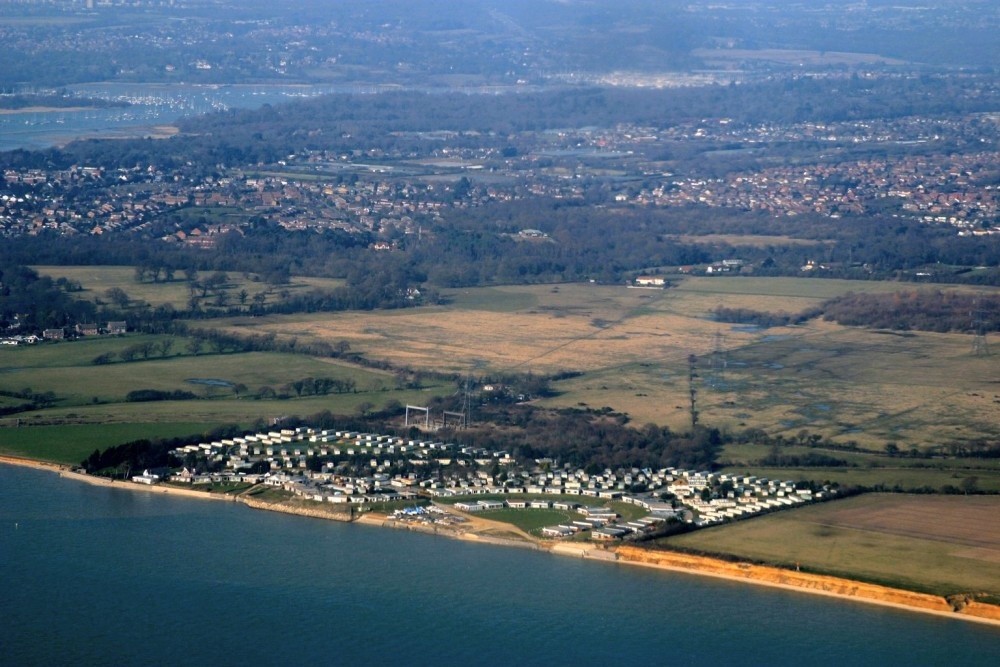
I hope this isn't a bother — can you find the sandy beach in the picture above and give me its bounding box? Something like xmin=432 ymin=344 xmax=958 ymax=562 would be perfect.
xmin=0 ymin=456 xmax=234 ymax=502
xmin=60 ymin=468 xmax=238 ymax=501
xmin=3 ymin=455 xmax=999 ymax=627
xmin=0 ymin=455 xmax=67 ymax=471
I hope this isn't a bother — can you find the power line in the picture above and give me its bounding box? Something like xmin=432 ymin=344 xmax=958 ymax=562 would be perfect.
xmin=972 ymin=297 xmax=990 ymax=356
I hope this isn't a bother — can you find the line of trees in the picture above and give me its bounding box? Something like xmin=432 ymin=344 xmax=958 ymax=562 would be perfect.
xmin=125 ymin=389 xmax=199 ymax=402
xmin=712 ymin=306 xmax=821 ymax=329
xmin=711 ymin=289 xmax=1000 ymax=334
xmin=821 ymin=290 xmax=1000 ymax=332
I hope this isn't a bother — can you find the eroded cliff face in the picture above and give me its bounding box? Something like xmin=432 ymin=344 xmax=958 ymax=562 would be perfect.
xmin=615 ymin=546 xmax=1000 ymax=624
xmin=957 ymin=601 xmax=1000 ymax=622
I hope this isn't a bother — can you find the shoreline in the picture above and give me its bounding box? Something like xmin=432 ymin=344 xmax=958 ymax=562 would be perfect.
xmin=3 ymin=457 xmax=999 ymax=628
xmin=0 ymin=456 xmax=235 ymax=502
xmin=612 ymin=545 xmax=1000 ymax=628
xmin=0 ymin=106 xmax=98 ymax=115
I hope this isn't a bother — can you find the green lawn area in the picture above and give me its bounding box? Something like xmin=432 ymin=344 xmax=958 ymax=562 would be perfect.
xmin=609 ymin=500 xmax=652 ymax=522
xmin=1 ymin=339 xmax=396 ymax=405
xmin=0 ymin=395 xmax=31 ymax=409
xmin=244 ymin=486 xmax=293 ymax=501
xmin=172 ymin=481 xmax=257 ymax=496
xmin=19 ymin=389 xmax=435 ymax=425
xmin=2 ymin=335 xmax=168 ymax=369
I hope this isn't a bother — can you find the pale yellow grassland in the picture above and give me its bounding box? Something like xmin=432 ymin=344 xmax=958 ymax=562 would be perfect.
xmin=202 ymin=278 xmax=1000 ymax=445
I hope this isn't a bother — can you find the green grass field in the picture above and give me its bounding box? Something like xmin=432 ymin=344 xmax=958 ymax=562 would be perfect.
xmin=663 ymin=494 xmax=1000 ymax=598
xmin=2 ymin=337 xmax=393 ymax=404
xmin=0 ymin=422 xmax=212 ymax=465
xmin=12 ymin=390 xmax=435 ymax=427
xmin=33 ymin=265 xmax=343 ymax=311
xmin=0 ymin=331 xmax=443 ymax=460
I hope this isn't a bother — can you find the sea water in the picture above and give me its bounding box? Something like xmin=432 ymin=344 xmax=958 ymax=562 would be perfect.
xmin=2 ymin=464 xmax=999 ymax=666
xmin=0 ymin=83 xmax=542 ymax=152
xmin=0 ymin=83 xmax=385 ymax=152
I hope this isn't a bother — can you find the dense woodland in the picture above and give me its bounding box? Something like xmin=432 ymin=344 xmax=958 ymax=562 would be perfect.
xmin=0 ymin=265 xmax=97 ymax=331
xmin=820 ymin=290 xmax=1000 ymax=333
xmin=715 ymin=291 xmax=1000 ymax=334
xmin=440 ymin=411 xmax=722 ymax=472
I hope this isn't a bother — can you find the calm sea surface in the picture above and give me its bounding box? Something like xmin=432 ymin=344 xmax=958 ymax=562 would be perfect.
xmin=2 ymin=464 xmax=999 ymax=666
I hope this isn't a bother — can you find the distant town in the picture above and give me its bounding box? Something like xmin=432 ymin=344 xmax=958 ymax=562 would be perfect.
xmin=3 ymin=112 xmax=997 ymax=242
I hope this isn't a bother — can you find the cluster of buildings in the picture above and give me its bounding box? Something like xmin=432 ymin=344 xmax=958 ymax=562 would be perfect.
xmin=3 ymin=107 xmax=997 ymax=242
xmin=160 ymin=424 xmax=828 ymax=539
xmin=37 ymin=321 xmax=127 ymax=341
xmin=2 ymin=165 xmax=187 ymax=237
xmin=2 ymin=319 xmax=127 ymax=344
xmin=619 ymin=150 xmax=998 ymax=229
xmin=0 ymin=334 xmax=40 ymax=346
xmin=0 ymin=164 xmax=452 ymax=241
xmin=670 ymin=472 xmax=821 ymax=526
